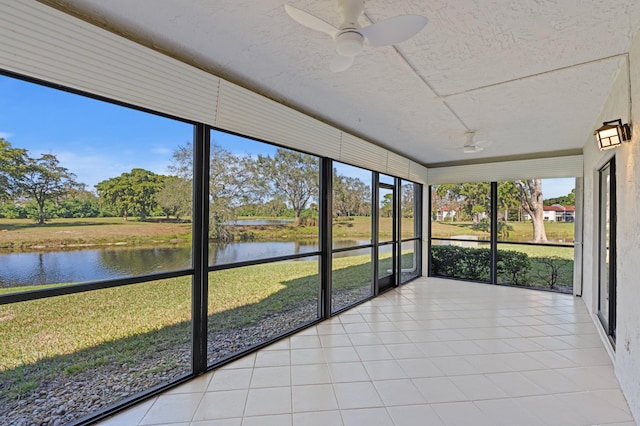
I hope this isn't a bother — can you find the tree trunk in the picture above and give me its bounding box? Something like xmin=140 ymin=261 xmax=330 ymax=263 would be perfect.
xmin=36 ymin=198 xmax=45 ymax=224
xmin=515 ymin=179 xmax=548 ymax=243
xmin=531 ymin=204 xmax=548 ymax=242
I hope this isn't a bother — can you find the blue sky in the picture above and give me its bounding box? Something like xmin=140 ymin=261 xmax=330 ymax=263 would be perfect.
xmin=0 ymin=74 xmax=575 ymax=199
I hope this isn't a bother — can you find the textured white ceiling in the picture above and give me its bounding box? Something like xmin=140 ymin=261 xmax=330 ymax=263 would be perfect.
xmin=50 ymin=0 xmax=640 ymax=166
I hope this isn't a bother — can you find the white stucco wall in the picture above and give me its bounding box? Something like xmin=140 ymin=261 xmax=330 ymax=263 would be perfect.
xmin=581 ymin=32 xmax=640 ymax=422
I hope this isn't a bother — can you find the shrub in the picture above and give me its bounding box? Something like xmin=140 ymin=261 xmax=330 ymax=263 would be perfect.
xmin=497 ymin=250 xmax=531 ymax=285
xmin=431 ymin=245 xmax=491 ymax=281
xmin=432 ymin=245 xmax=532 ymax=284
xmin=530 ymin=256 xmax=573 ymax=289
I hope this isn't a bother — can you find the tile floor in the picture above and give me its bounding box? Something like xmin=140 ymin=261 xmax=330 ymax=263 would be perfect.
xmin=100 ymin=277 xmax=636 ymax=426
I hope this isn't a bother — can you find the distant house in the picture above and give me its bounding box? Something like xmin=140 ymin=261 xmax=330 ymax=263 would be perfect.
xmin=524 ymin=204 xmax=575 ymax=222
xmin=436 ymin=208 xmax=457 ymax=221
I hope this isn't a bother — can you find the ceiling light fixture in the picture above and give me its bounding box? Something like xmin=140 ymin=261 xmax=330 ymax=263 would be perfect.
xmin=594 ymin=119 xmax=632 ymax=151
xmin=335 ymin=31 xmax=364 ymax=56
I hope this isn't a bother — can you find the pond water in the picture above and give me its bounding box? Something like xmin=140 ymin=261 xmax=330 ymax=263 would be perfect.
xmin=224 ymin=219 xmax=295 ymax=226
xmin=0 ymin=239 xmax=378 ymax=288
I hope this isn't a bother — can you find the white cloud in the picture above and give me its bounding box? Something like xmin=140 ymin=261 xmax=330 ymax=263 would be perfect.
xmin=0 ymin=131 xmax=14 ymax=139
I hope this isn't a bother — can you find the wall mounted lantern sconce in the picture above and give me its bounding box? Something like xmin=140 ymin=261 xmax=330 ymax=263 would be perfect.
xmin=595 ymin=119 xmax=632 ymax=151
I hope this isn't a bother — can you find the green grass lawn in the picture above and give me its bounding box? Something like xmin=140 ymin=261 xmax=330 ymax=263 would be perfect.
xmin=0 ymin=252 xmax=381 ymax=400
xmin=497 ymin=243 xmax=574 ymax=259
xmin=432 ymin=220 xmax=575 ymax=243
xmin=0 ymin=217 xmax=192 ymax=250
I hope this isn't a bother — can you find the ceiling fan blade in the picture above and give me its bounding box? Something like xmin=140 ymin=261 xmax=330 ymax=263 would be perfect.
xmin=284 ymin=4 xmax=339 ymax=38
xmin=330 ymin=53 xmax=355 ymax=72
xmin=360 ymin=15 xmax=427 ymax=47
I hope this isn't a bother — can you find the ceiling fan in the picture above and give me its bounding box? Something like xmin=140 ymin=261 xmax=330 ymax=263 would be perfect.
xmin=447 ymin=131 xmax=491 ymax=154
xmin=284 ymin=0 xmax=428 ymax=72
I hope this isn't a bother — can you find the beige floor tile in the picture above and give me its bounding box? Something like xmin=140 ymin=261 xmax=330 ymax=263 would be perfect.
xmin=340 ymin=408 xmax=394 ymax=426
xmin=555 ymin=347 xmax=613 ymax=367
xmin=207 ymin=369 xmax=252 ymax=391
xmin=167 ymin=374 xmax=213 ymax=395
xmin=473 ymin=398 xmax=546 ymax=426
xmin=412 ymin=377 xmax=466 ymax=404
xmin=249 ymin=366 xmax=290 ymax=388
xmin=322 ymin=346 xmax=360 ymax=363
xmin=555 ymin=365 xmax=621 ymax=390
xmin=431 ymin=401 xmax=495 ymax=426
xmin=262 ymin=338 xmax=290 ymax=351
xmin=192 ymin=390 xmax=248 ymax=421
xmin=431 ymin=355 xmax=478 ymax=375
xmin=555 ymin=390 xmax=635 ymax=424
xmin=241 ymin=414 xmax=291 ymax=426
xmin=291 ymin=363 xmax=332 ymax=385
xmin=392 ymin=320 xmax=425 ymax=331
xmin=220 ymin=353 xmax=255 ymax=370
xmin=254 ymin=350 xmax=290 ymax=367
xmin=372 ymin=379 xmax=426 ymax=406
xmin=140 ymin=393 xmax=203 ymax=425
xmin=362 ymin=359 xmax=408 ymax=380
xmin=343 ymin=322 xmax=374 ymax=334
xmin=484 ymin=371 xmax=547 ymax=397
xmin=354 ymin=344 xmax=394 ymax=361
xmin=328 ymin=361 xmax=370 ymax=383
xmin=244 ymin=387 xmax=291 ymax=417
xmin=348 ymin=332 xmax=383 ymax=346
xmin=100 ymin=397 xmax=156 ymax=426
xmin=396 ymin=358 xmax=444 ymax=378
xmin=316 ymin=323 xmax=347 ymax=335
xmin=520 ymin=369 xmax=583 ymax=394
xmin=415 ymin=341 xmax=458 ymax=357
xmin=290 ymin=348 xmax=326 ymax=365
xmin=292 ymin=410 xmax=343 ymax=426
xmin=291 ymin=383 xmax=339 ymax=412
xmin=373 ymin=331 xmax=411 ymax=344
xmin=386 ymin=404 xmax=446 ymax=426
xmin=290 ymin=335 xmax=321 ymax=349
xmin=319 ymin=334 xmax=352 ymax=348
xmin=333 ymin=382 xmax=383 ymax=409
xmin=449 ymin=374 xmax=508 ymax=400
xmin=384 ymin=343 xmax=424 ymax=359
xmin=191 ymin=419 xmax=241 ymax=426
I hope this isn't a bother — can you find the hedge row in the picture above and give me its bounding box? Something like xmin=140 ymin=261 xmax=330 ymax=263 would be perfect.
xmin=431 ymin=245 xmax=572 ymax=290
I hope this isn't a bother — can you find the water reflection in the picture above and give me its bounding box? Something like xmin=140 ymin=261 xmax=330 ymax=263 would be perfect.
xmin=224 ymin=219 xmax=294 ymax=226
xmin=0 ymin=239 xmax=389 ymax=289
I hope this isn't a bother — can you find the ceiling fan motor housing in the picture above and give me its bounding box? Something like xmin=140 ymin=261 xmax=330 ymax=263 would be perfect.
xmin=336 ymin=30 xmax=364 ymax=56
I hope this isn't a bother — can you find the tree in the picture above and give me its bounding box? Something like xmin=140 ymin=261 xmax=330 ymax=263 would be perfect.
xmin=167 ymin=141 xmax=256 ymax=240
xmin=96 ymin=168 xmax=164 ymax=220
xmin=437 ymin=183 xmax=491 ymax=226
xmin=57 ymin=186 xmax=101 ymax=218
xmin=401 ymin=182 xmax=415 ymax=218
xmin=157 ymin=175 xmax=191 ymax=220
xmin=544 ymin=188 xmax=576 ymax=206
xmin=257 ymin=149 xmax=319 ymax=226
xmin=515 ymin=179 xmax=548 ymax=243
xmin=497 ymin=181 xmax=520 ymax=221
xmin=14 ymin=153 xmax=78 ymax=224
xmin=209 ymin=143 xmax=254 ymax=240
xmin=333 ymin=172 xmax=371 ymax=217
xmin=0 ymin=138 xmax=28 ymax=202
xmin=379 ymin=192 xmax=394 ymax=217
